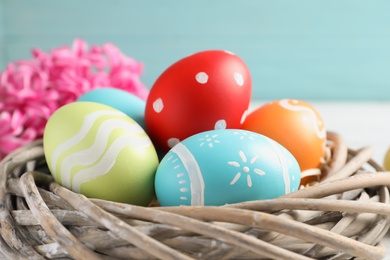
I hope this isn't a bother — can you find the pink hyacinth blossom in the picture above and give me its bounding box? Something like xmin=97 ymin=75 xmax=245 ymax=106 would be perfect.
xmin=0 ymin=39 xmax=148 ymax=160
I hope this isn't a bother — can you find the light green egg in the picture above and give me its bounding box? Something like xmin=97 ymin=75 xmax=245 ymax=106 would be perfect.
xmin=43 ymin=101 xmax=159 ymax=206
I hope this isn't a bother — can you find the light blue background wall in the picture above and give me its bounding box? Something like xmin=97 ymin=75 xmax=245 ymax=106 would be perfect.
xmin=1 ymin=0 xmax=390 ymax=100
xmin=0 ymin=1 xmax=5 ymax=67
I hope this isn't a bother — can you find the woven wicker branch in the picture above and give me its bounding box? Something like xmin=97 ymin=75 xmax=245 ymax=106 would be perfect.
xmin=1 ymin=132 xmax=390 ymax=259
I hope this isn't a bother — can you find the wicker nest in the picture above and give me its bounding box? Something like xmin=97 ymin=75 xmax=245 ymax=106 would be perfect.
xmin=1 ymin=132 xmax=390 ymax=260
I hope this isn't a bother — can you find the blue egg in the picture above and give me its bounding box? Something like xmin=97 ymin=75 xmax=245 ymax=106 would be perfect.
xmin=155 ymin=129 xmax=301 ymax=206
xmin=77 ymin=87 xmax=146 ymax=128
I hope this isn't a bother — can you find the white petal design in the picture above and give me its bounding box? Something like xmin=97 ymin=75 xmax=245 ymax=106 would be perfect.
xmin=228 ymin=161 xmax=240 ymax=167
xmin=239 ymin=151 xmax=247 ymax=162
xmin=247 ymin=175 xmax=252 ymax=187
xmin=230 ymin=172 xmax=241 ymax=185
xmin=250 ymin=155 xmax=259 ymax=164
xmin=254 ymin=169 xmax=266 ymax=176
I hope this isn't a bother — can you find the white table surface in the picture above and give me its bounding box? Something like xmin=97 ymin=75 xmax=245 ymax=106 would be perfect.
xmin=313 ymin=101 xmax=390 ymax=260
xmin=1 ymin=101 xmax=390 ymax=259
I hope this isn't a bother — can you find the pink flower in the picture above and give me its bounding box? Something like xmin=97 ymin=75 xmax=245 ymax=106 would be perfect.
xmin=0 ymin=39 xmax=149 ymax=160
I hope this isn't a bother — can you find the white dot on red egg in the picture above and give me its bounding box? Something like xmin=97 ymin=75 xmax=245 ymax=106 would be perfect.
xmin=195 ymin=72 xmax=208 ymax=84
xmin=167 ymin=138 xmax=180 ymax=148
xmin=234 ymin=72 xmax=244 ymax=86
xmin=214 ymin=120 xmax=227 ymax=130
xmin=153 ymin=98 xmax=164 ymax=113
xmin=240 ymin=110 xmax=248 ymax=124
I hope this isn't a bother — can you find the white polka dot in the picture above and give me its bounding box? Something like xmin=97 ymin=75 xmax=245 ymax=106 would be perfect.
xmin=196 ymin=72 xmax=208 ymax=84
xmin=234 ymin=72 xmax=244 ymax=86
xmin=214 ymin=120 xmax=227 ymax=130
xmin=153 ymin=98 xmax=164 ymax=113
xmin=240 ymin=110 xmax=248 ymax=124
xmin=167 ymin=138 xmax=180 ymax=148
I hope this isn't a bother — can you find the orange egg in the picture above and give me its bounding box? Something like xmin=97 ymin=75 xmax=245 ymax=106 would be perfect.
xmin=242 ymin=99 xmax=326 ymax=185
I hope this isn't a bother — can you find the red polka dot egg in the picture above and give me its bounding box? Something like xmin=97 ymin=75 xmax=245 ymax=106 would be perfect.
xmin=145 ymin=50 xmax=252 ymax=152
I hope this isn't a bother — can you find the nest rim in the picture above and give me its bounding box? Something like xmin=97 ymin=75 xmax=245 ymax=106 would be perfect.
xmin=1 ymin=131 xmax=390 ymax=260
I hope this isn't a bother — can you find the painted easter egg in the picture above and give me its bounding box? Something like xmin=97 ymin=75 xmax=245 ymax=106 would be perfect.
xmin=145 ymin=50 xmax=252 ymax=153
xmin=155 ymin=129 xmax=301 ymax=206
xmin=43 ymin=102 xmax=158 ymax=205
xmin=242 ymin=99 xmax=326 ymax=185
xmin=384 ymin=147 xmax=390 ymax=171
xmin=77 ymin=87 xmax=146 ymax=128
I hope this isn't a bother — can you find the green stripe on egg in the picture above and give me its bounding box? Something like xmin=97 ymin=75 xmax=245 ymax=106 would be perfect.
xmin=44 ymin=102 xmax=159 ymax=206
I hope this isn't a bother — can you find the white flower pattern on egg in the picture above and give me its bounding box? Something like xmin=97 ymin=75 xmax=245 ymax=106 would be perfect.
xmin=228 ymin=151 xmax=265 ymax=188
xmin=233 ymin=130 xmax=256 ymax=141
xmin=199 ymin=134 xmax=220 ymax=148
xmin=155 ymin=129 xmax=301 ymax=207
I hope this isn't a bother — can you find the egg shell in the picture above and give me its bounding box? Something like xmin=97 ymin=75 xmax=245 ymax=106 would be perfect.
xmin=242 ymin=99 xmax=326 ymax=179
xmin=145 ymin=50 xmax=252 ymax=153
xmin=155 ymin=129 xmax=301 ymax=206
xmin=43 ymin=101 xmax=158 ymax=206
xmin=384 ymin=147 xmax=390 ymax=171
xmin=77 ymin=87 xmax=146 ymax=128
